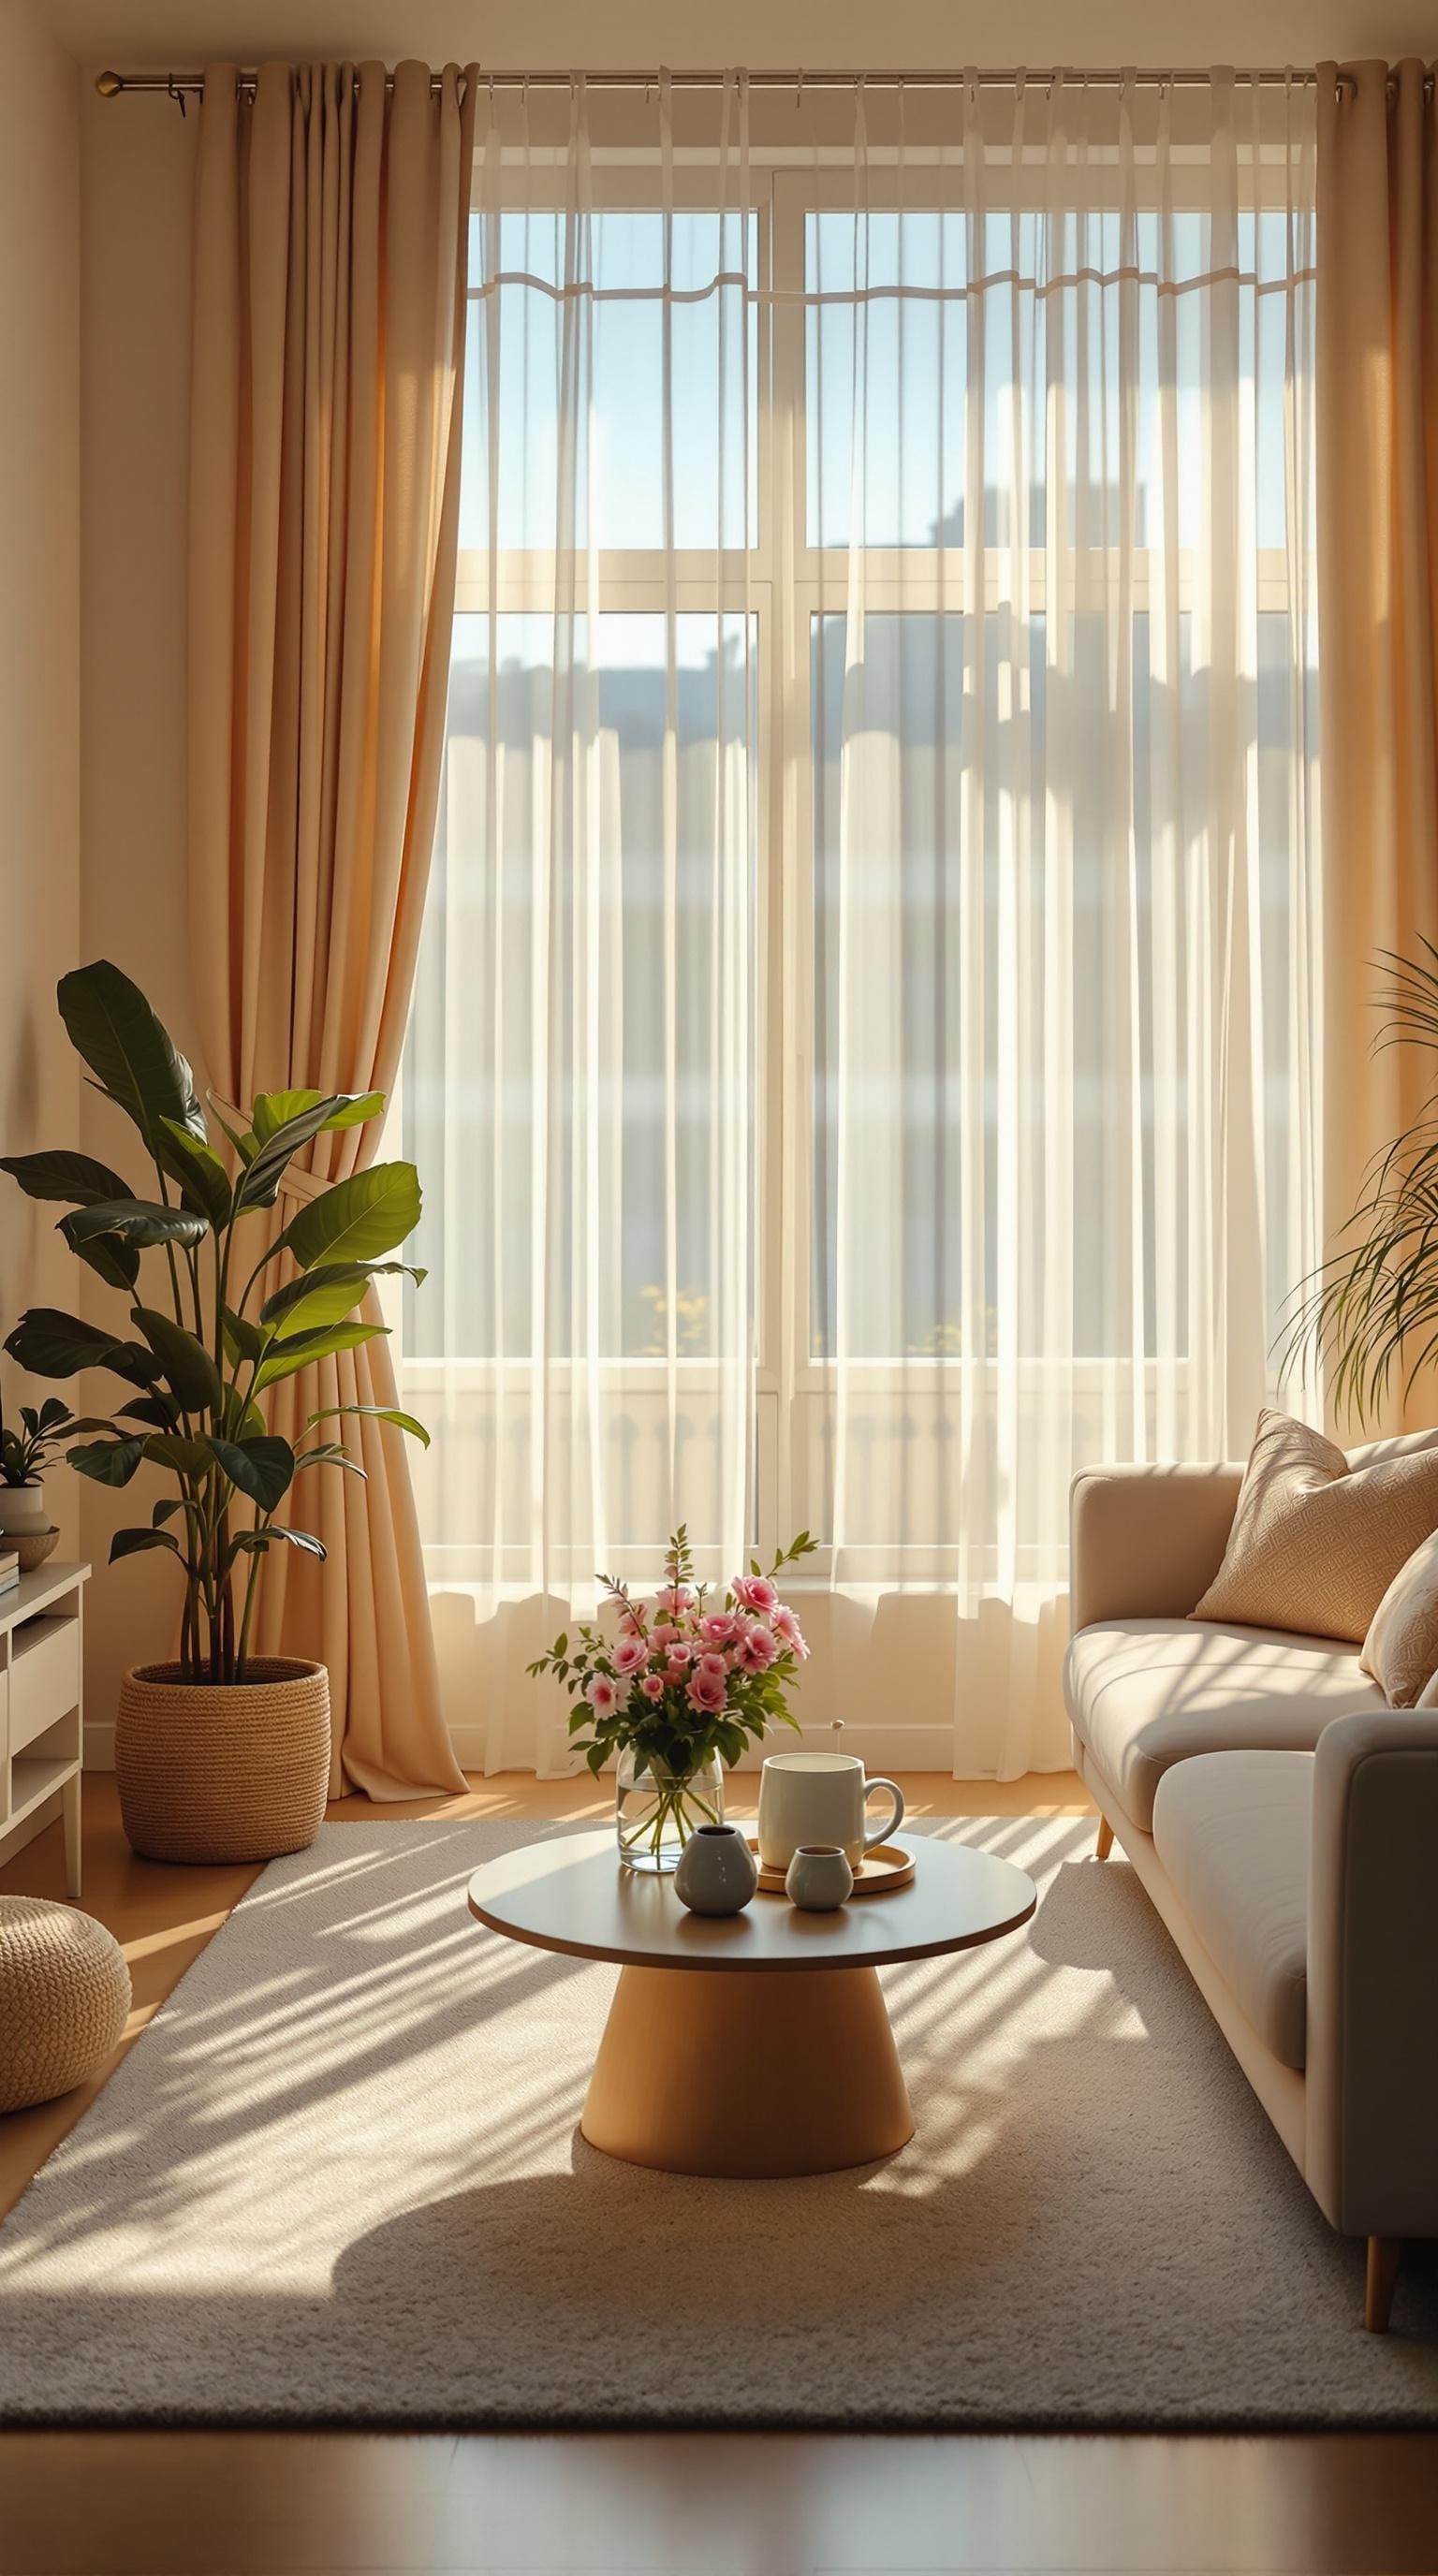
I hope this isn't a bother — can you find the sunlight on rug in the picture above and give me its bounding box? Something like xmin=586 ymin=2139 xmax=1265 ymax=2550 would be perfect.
xmin=1 ymin=1816 xmax=1435 ymax=2427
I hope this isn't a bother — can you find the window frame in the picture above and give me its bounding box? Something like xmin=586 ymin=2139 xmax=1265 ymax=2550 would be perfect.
xmin=419 ymin=140 xmax=1315 ymax=1574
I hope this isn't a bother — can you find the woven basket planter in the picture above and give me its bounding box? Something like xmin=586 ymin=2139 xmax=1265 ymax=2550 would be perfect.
xmin=115 ymin=1659 xmax=330 ymax=1865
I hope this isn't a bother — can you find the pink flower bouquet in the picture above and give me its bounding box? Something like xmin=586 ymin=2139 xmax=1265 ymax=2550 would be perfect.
xmin=528 ymin=1525 xmax=816 ymax=1866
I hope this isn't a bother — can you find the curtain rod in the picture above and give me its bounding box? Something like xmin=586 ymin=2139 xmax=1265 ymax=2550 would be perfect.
xmin=96 ymin=66 xmax=1327 ymax=105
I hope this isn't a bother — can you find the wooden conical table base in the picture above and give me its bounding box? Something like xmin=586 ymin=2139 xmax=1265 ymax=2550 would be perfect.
xmin=582 ymin=1961 xmax=915 ymax=2177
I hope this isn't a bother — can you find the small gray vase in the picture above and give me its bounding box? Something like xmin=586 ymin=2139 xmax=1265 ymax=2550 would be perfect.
xmin=674 ymin=1822 xmax=759 ymax=1916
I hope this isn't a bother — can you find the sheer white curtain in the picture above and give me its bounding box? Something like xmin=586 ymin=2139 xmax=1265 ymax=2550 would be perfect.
xmin=808 ymin=71 xmax=1320 ymax=1772
xmin=404 ymin=74 xmax=758 ymax=1769
xmin=403 ymin=68 xmax=1320 ymax=1777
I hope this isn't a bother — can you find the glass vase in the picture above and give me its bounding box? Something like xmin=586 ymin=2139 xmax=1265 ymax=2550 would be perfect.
xmin=615 ymin=1747 xmax=725 ymax=1874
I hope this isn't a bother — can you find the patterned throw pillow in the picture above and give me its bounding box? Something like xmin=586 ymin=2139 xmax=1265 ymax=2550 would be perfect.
xmin=1360 ymin=1529 xmax=1438 ymax=1706
xmin=1191 ymin=1409 xmax=1438 ymax=1645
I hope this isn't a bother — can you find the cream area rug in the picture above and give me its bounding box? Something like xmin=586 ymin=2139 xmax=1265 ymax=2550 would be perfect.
xmin=1 ymin=1816 xmax=1436 ymax=2429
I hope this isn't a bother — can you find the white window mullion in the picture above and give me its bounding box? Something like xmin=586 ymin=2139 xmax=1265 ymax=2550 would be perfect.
xmin=766 ymin=167 xmax=807 ymax=1561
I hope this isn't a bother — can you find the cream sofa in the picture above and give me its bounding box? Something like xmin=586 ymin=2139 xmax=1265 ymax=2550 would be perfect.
xmin=1064 ymin=1461 xmax=1438 ymax=2334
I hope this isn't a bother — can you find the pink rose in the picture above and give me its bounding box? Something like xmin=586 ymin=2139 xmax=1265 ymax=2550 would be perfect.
xmin=735 ymin=1620 xmax=779 ymax=1673
xmin=638 ymin=1672 xmax=666 ymax=1702
xmin=696 ymin=1650 xmax=727 ymax=1682
xmin=665 ymin=1648 xmax=692 ymax=1683
xmin=700 ymin=1612 xmax=740 ymax=1647
xmin=651 ymin=1621 xmax=679 ymax=1649
xmin=611 ymin=1632 xmax=648 ymax=1676
xmin=770 ymin=1604 xmax=809 ymax=1660
xmin=732 ymin=1574 xmax=778 ymax=1615
xmin=686 ymin=1667 xmax=726 ymax=1714
xmin=655 ymin=1583 xmax=696 ymax=1615
xmin=584 ymin=1674 xmax=628 ymax=1717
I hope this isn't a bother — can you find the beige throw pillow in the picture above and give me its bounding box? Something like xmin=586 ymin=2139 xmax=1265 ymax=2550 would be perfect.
xmin=1191 ymin=1409 xmax=1438 ymax=1645
xmin=1360 ymin=1530 xmax=1438 ymax=1706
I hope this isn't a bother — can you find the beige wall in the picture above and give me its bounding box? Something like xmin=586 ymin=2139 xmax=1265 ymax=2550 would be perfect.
xmin=0 ymin=4 xmax=80 ymax=1556
xmin=50 ymin=0 xmax=1438 ymax=67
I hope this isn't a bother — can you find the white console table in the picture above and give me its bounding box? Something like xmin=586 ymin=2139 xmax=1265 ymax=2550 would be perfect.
xmin=0 ymin=1560 xmax=88 ymax=1899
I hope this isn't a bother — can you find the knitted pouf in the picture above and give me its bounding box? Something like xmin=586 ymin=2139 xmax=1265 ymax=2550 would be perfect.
xmin=0 ymin=1898 xmax=131 ymax=2115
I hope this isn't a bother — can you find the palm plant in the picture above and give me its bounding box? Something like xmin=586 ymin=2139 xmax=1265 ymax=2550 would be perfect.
xmin=1 ymin=961 xmax=428 ymax=1683
xmin=1283 ymin=943 xmax=1438 ymax=1424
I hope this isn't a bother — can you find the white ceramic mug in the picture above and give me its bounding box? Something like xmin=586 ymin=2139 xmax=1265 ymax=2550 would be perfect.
xmin=757 ymin=1753 xmax=905 ymax=1871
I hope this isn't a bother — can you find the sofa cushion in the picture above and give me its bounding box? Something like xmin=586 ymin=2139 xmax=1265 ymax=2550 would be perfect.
xmin=1361 ymin=1526 xmax=1438 ymax=1706
xmin=1064 ymin=1617 xmax=1382 ymax=1831
xmin=1152 ymin=1750 xmax=1313 ymax=2070
xmin=1191 ymin=1409 xmax=1438 ymax=1644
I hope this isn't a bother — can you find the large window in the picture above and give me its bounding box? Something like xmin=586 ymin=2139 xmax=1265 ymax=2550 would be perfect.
xmin=402 ymin=83 xmax=1318 ymax=1657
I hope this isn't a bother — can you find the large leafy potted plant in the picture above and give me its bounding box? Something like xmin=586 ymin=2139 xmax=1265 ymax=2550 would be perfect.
xmin=1 ymin=961 xmax=429 ymax=1864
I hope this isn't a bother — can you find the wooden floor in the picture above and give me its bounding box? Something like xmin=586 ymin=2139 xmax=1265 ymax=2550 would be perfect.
xmin=3 ymin=1772 xmax=1437 ymax=2576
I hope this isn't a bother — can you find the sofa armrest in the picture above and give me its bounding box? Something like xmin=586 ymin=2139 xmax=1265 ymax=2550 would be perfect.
xmin=1068 ymin=1463 xmax=1242 ymax=1633
xmin=1305 ymin=1707 xmax=1438 ymax=2237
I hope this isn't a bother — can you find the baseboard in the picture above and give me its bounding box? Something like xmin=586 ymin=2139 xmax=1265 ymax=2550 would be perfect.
xmin=85 ymin=1716 xmax=959 ymax=1780
xmin=449 ymin=1719 xmax=957 ymax=1778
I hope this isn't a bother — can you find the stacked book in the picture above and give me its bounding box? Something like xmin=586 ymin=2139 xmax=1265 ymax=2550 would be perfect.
xmin=0 ymin=1548 xmax=19 ymax=1596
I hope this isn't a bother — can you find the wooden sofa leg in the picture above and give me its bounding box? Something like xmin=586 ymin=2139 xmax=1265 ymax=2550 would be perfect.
xmin=1093 ymin=1815 xmax=1114 ymax=1861
xmin=1364 ymin=2236 xmax=1401 ymax=2333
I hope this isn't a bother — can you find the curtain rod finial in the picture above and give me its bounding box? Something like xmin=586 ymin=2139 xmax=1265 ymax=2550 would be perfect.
xmin=95 ymin=68 xmax=124 ymax=97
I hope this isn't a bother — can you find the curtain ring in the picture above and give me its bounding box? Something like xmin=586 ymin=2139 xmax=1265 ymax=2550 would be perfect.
xmin=167 ymin=73 xmax=187 ymax=118
xmin=795 ymin=67 xmax=804 ymax=112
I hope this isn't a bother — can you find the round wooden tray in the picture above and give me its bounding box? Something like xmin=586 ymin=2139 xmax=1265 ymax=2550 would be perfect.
xmin=747 ymin=1837 xmax=917 ymax=1897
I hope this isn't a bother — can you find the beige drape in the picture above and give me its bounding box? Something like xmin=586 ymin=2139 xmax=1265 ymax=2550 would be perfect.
xmin=1317 ymin=59 xmax=1438 ymax=1430
xmin=188 ymin=59 xmax=475 ymax=1795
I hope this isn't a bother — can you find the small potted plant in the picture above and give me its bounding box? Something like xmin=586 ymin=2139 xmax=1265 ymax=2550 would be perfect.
xmin=1 ymin=959 xmax=430 ymax=1865
xmin=529 ymin=1524 xmax=816 ymax=1871
xmin=0 ymin=1392 xmax=74 ymax=1539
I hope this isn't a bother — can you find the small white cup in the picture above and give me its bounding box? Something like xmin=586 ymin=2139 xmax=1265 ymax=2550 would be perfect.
xmin=785 ymin=1844 xmax=855 ymax=1911
xmin=757 ymin=1752 xmax=905 ymax=1871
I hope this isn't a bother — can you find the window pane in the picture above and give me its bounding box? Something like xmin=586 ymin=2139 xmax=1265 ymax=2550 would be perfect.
xmin=812 ymin=606 xmax=1309 ymax=1361
xmin=806 ymin=209 xmax=1302 ymax=551
xmin=462 ymin=209 xmax=758 ymax=551
xmin=405 ymin=611 xmax=757 ymax=1361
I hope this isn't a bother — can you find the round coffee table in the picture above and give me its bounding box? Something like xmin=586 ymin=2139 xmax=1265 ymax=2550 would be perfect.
xmin=466 ymin=1828 xmax=1036 ymax=2178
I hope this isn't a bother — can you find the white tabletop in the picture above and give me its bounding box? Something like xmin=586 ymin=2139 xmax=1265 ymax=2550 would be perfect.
xmin=467 ymin=1827 xmax=1036 ymax=1974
